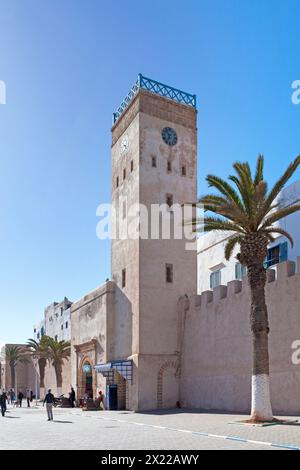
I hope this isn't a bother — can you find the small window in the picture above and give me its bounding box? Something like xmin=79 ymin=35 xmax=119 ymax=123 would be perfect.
xmin=264 ymin=242 xmax=287 ymax=268
xmin=166 ymin=264 xmax=173 ymax=283
xmin=116 ymin=176 xmax=119 ymax=188
xmin=61 ymin=324 xmax=63 ymax=330
xmin=65 ymin=321 xmax=68 ymax=329
xmin=37 ymin=333 xmax=40 ymax=339
xmin=123 ymin=168 xmax=126 ymax=180
xmin=167 ymin=160 xmax=172 ymax=172
xmin=166 ymin=193 xmax=173 ymax=208
xmin=152 ymin=156 xmax=157 ymax=168
xmin=122 ymin=269 xmax=126 ymax=288
xmin=131 ymin=160 xmax=134 ymax=172
xmin=60 ymin=307 xmax=63 ymax=315
xmin=210 ymin=270 xmax=221 ymax=289
xmin=182 ymin=165 xmax=186 ymax=176
xmin=122 ymin=200 xmax=126 ymax=219
xmin=235 ymin=263 xmax=247 ymax=280
xmin=34 ymin=328 xmax=36 ymax=333
xmin=54 ymin=335 xmax=58 ymax=342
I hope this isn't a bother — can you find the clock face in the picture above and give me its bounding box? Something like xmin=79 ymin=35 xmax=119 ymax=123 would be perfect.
xmin=120 ymin=135 xmax=129 ymax=153
xmin=162 ymin=127 xmax=177 ymax=146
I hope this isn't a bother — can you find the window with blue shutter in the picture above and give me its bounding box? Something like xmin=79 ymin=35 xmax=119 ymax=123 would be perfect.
xmin=210 ymin=270 xmax=221 ymax=289
xmin=279 ymin=241 xmax=288 ymax=263
xmin=264 ymin=242 xmax=288 ymax=268
xmin=235 ymin=262 xmax=247 ymax=280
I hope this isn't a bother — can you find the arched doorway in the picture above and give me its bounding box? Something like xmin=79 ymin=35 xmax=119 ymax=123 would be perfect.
xmin=82 ymin=362 xmax=93 ymax=398
xmin=78 ymin=358 xmax=96 ymax=400
xmin=157 ymin=360 xmax=179 ymax=409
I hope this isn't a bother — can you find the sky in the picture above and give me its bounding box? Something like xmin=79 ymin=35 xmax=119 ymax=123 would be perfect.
xmin=0 ymin=0 xmax=300 ymax=344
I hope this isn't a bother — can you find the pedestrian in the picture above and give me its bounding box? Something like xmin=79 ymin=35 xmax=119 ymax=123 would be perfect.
xmin=30 ymin=389 xmax=33 ymax=402
xmin=10 ymin=388 xmax=15 ymax=405
xmin=26 ymin=389 xmax=31 ymax=407
xmin=9 ymin=389 xmax=13 ymax=405
xmin=43 ymin=389 xmax=55 ymax=421
xmin=69 ymin=387 xmax=76 ymax=408
xmin=98 ymin=390 xmax=104 ymax=409
xmin=0 ymin=391 xmax=8 ymax=417
xmin=18 ymin=391 xmax=24 ymax=407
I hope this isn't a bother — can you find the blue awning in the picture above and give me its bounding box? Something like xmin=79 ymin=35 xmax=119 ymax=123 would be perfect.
xmin=95 ymin=360 xmax=133 ymax=384
xmin=94 ymin=363 xmax=112 ymax=373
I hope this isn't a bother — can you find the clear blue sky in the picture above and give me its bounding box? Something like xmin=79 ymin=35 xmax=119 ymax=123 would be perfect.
xmin=0 ymin=0 xmax=300 ymax=344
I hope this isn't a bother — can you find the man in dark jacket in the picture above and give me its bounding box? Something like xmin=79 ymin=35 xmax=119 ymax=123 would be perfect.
xmin=69 ymin=387 xmax=76 ymax=408
xmin=43 ymin=389 xmax=55 ymax=421
xmin=17 ymin=391 xmax=24 ymax=407
xmin=0 ymin=391 xmax=8 ymax=417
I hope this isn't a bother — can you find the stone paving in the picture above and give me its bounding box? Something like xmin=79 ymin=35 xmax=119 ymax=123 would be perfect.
xmin=0 ymin=404 xmax=299 ymax=450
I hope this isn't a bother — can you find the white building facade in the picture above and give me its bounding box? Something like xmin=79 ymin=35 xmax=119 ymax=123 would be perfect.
xmin=33 ymin=297 xmax=72 ymax=342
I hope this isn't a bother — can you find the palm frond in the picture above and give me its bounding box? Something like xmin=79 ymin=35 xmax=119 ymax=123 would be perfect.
xmin=202 ymin=216 xmax=245 ymax=234
xmin=232 ymin=162 xmax=254 ymax=216
xmin=254 ymin=154 xmax=264 ymax=185
xmin=261 ymin=204 xmax=300 ymax=229
xmin=260 ymin=227 xmax=294 ymax=247
xmin=224 ymin=235 xmax=243 ymax=260
xmin=261 ymin=155 xmax=300 ymax=216
xmin=206 ymin=175 xmax=244 ymax=210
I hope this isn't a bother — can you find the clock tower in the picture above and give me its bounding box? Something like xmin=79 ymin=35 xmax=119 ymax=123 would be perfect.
xmin=111 ymin=75 xmax=197 ymax=410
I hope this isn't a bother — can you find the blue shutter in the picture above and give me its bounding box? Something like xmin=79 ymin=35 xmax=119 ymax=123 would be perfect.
xmin=279 ymin=241 xmax=288 ymax=263
xmin=235 ymin=263 xmax=239 ymax=279
xmin=210 ymin=270 xmax=221 ymax=288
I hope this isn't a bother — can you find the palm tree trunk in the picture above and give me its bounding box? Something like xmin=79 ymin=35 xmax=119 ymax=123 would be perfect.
xmin=38 ymin=358 xmax=46 ymax=388
xmin=10 ymin=364 xmax=16 ymax=389
xmin=248 ymin=262 xmax=273 ymax=421
xmin=38 ymin=358 xmax=46 ymax=398
xmin=54 ymin=363 xmax=63 ymax=396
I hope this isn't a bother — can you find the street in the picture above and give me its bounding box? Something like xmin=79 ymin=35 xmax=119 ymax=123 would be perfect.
xmin=0 ymin=404 xmax=299 ymax=450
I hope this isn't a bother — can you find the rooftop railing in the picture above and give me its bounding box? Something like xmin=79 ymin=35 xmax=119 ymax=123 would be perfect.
xmin=113 ymin=74 xmax=196 ymax=123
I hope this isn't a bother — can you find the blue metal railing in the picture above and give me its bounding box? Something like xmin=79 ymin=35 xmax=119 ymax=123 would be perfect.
xmin=113 ymin=74 xmax=197 ymax=123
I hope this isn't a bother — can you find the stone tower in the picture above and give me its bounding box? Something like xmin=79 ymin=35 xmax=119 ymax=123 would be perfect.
xmin=111 ymin=75 xmax=197 ymax=410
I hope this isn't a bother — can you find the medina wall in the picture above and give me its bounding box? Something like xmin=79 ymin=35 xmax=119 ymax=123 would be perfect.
xmin=1 ymin=346 xmax=36 ymax=396
xmin=42 ymin=361 xmax=71 ymax=398
xmin=181 ymin=259 xmax=300 ymax=415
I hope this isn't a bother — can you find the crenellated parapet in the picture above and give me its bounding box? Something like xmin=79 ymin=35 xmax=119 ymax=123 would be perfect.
xmin=190 ymin=258 xmax=300 ymax=309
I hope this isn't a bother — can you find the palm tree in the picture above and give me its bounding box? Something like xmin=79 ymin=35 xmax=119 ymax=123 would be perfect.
xmin=5 ymin=345 xmax=29 ymax=390
xmin=26 ymin=336 xmax=49 ymax=396
xmin=192 ymin=154 xmax=300 ymax=422
xmin=45 ymin=337 xmax=71 ymax=396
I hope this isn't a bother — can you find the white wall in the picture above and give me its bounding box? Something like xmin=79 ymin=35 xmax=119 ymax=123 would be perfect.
xmin=33 ymin=298 xmax=72 ymax=342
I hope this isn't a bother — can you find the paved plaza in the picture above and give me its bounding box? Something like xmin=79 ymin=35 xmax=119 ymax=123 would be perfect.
xmin=0 ymin=404 xmax=300 ymax=450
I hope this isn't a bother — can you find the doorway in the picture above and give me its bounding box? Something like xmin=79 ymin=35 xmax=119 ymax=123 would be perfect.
xmin=82 ymin=362 xmax=93 ymax=398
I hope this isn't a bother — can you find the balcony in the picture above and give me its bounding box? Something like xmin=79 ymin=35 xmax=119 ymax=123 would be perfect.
xmin=113 ymin=74 xmax=197 ymax=124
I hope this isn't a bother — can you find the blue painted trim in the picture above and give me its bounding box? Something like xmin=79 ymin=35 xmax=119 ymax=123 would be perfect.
xmin=226 ymin=436 xmax=248 ymax=442
xmin=271 ymin=443 xmax=300 ymax=450
xmin=113 ymin=74 xmax=197 ymax=123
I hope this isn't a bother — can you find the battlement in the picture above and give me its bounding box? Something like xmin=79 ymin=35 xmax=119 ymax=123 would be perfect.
xmin=191 ymin=258 xmax=300 ymax=308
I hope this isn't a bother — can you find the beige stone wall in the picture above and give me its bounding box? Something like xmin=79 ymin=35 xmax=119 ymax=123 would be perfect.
xmin=42 ymin=361 xmax=71 ymax=398
xmin=70 ymin=282 xmax=115 ymax=402
xmin=180 ymin=260 xmax=300 ymax=415
xmin=1 ymin=344 xmax=36 ymax=395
